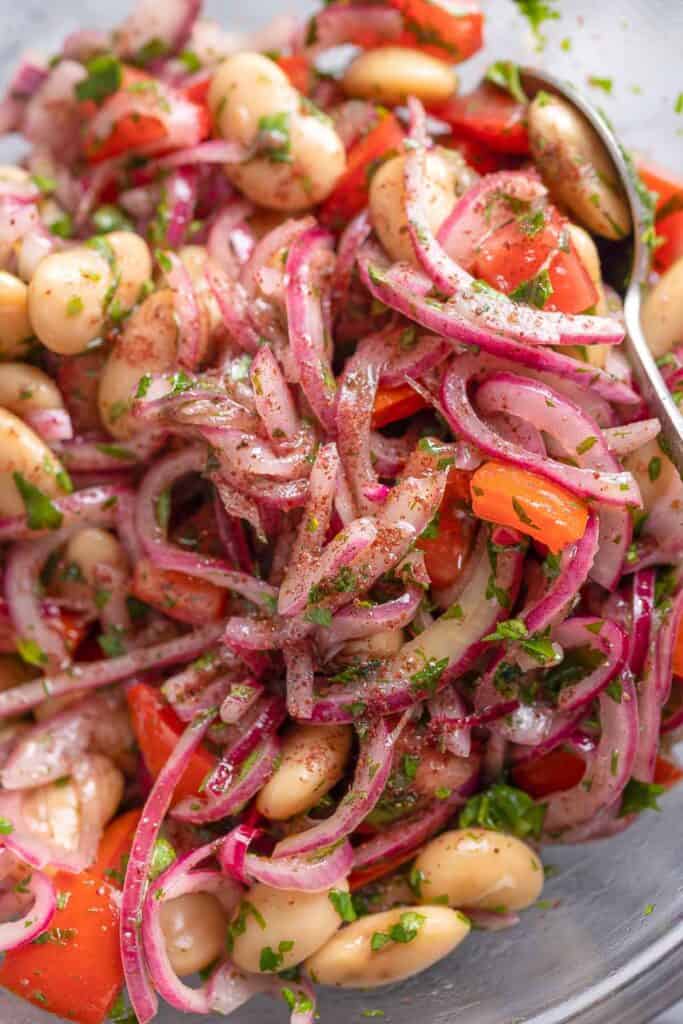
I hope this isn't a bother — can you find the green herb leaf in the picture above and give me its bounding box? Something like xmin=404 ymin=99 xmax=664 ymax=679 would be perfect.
xmin=0 ymin=817 xmax=14 ymax=835
xmin=511 ymin=496 xmax=538 ymax=529
xmin=459 ymin=782 xmax=546 ymax=840
xmin=75 ymin=54 xmax=122 ymax=104
xmin=16 ymin=637 xmax=47 ymax=667
xmin=409 ymin=655 xmax=448 ymax=695
xmin=588 ymin=75 xmax=613 ymax=94
xmin=543 ymin=645 xmax=606 ymax=698
xmin=484 ymin=618 xmax=528 ymax=643
xmin=149 ymin=838 xmax=176 ymax=880
xmin=305 ymin=606 xmax=333 ymax=627
xmin=98 ymin=626 xmax=127 ymax=658
xmin=509 ymin=268 xmax=554 ymax=309
xmin=513 ymin=0 xmax=559 ymax=48
xmin=576 ymin=436 xmax=597 ymax=455
xmin=619 ymin=778 xmax=665 ymax=817
xmin=485 ymin=60 xmax=527 ymax=104
xmin=329 ymin=888 xmax=357 ymax=922
xmin=13 ymin=472 xmax=63 ymax=530
xmin=257 ymin=111 xmax=292 ymax=163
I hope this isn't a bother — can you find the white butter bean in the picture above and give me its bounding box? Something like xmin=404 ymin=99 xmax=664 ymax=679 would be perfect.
xmin=98 ymin=289 xmax=178 ymax=438
xmin=413 ymin=828 xmax=543 ymax=912
xmin=230 ymin=882 xmax=346 ymax=973
xmin=0 ymin=272 xmax=32 ymax=358
xmin=160 ymin=892 xmax=229 ymax=977
xmin=305 ymin=905 xmax=469 ymax=988
xmin=343 ymin=47 xmax=458 ymax=107
xmin=256 ymin=723 xmax=352 ymax=820
xmin=528 ymin=92 xmax=631 ymax=240
xmin=28 ymin=247 xmax=111 ymax=355
xmin=369 ymin=148 xmax=465 ymax=264
xmin=641 ymin=256 xmax=683 ymax=358
xmin=0 ymin=407 xmax=68 ymax=517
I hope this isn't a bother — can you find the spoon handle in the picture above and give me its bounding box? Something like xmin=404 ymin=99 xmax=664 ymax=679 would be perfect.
xmin=624 ymin=286 xmax=683 ymax=477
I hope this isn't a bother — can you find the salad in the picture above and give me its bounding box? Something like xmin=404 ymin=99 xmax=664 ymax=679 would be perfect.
xmin=0 ymin=0 xmax=681 ymax=1021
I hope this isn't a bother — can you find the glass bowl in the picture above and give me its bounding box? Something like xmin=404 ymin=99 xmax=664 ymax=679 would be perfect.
xmin=0 ymin=1 xmax=682 ymax=1022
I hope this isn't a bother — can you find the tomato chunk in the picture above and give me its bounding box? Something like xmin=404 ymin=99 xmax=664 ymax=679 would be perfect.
xmin=276 ymin=54 xmax=315 ymax=95
xmin=126 ymin=682 xmax=215 ymax=805
xmin=321 ymin=112 xmax=404 ymax=228
xmin=131 ymin=558 xmax=227 ymax=626
xmin=511 ymin=749 xmax=586 ymax=799
xmin=637 ymin=161 xmax=683 ymax=273
xmin=654 ymin=755 xmax=683 ymax=789
xmin=348 ymin=846 xmax=420 ymax=892
xmin=0 ymin=811 xmax=140 ymax=1024
xmin=372 ymin=382 xmax=428 ymax=428
xmin=388 ymin=0 xmax=483 ymax=63
xmin=417 ymin=469 xmax=474 ymax=589
xmin=470 ymin=461 xmax=589 ymax=554
xmin=432 ymin=82 xmax=529 ymax=155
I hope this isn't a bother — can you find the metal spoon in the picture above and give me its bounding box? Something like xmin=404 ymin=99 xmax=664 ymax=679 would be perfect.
xmin=520 ymin=66 xmax=683 ymax=475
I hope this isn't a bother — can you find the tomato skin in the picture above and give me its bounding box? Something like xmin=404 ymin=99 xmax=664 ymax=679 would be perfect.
xmin=443 ymin=132 xmax=518 ymax=175
xmin=471 ymin=207 xmax=598 ymax=315
xmin=321 ymin=112 xmax=404 ymax=228
xmin=0 ymin=810 xmax=140 ymax=1024
xmin=371 ymin=382 xmax=428 ymax=429
xmin=432 ymin=83 xmax=529 ymax=155
xmin=126 ymin=682 xmax=215 ymax=805
xmin=654 ymin=755 xmax=683 ymax=788
xmin=275 ymin=54 xmax=314 ymax=95
xmin=387 ymin=0 xmax=483 ymax=63
xmin=417 ymin=469 xmax=474 ymax=590
xmin=348 ymin=846 xmax=420 ymax=892
xmin=511 ymin=749 xmax=586 ymax=799
xmin=131 ymin=558 xmax=227 ymax=626
xmin=653 ymin=210 xmax=683 ymax=273
xmin=672 ymin=618 xmax=683 ymax=677
xmin=636 ymin=161 xmax=683 ymax=273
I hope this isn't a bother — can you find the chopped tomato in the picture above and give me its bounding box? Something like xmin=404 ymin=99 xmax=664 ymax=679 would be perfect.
xmin=654 ymin=755 xmax=683 ymax=789
xmin=417 ymin=468 xmax=475 ymax=589
xmin=672 ymin=619 xmax=683 ymax=677
xmin=388 ymin=0 xmax=483 ymax=63
xmin=321 ymin=112 xmax=404 ymax=228
xmin=0 ymin=810 xmax=140 ymax=1024
xmin=182 ymin=74 xmax=211 ymax=109
xmin=131 ymin=559 xmax=227 ymax=626
xmin=511 ymin=748 xmax=586 ymax=799
xmin=471 ymin=205 xmax=598 ymax=315
xmin=443 ymin=132 xmax=518 ymax=175
xmin=470 ymin=461 xmax=589 ymax=554
xmin=372 ymin=382 xmax=428 ymax=429
xmin=276 ymin=54 xmax=315 ymax=95
xmin=126 ymin=682 xmax=216 ymax=805
xmin=83 ymin=66 xmax=209 ymax=163
xmin=348 ymin=845 xmax=419 ymax=892
xmin=637 ymin=161 xmax=683 ymax=273
xmin=432 ymin=82 xmax=529 ymax=155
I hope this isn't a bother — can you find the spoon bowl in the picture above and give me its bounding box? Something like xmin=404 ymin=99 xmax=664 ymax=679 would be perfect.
xmin=520 ymin=66 xmax=683 ymax=475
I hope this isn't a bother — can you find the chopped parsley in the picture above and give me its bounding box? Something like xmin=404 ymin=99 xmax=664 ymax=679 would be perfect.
xmin=259 ymin=939 xmax=294 ymax=972
xmin=227 ymin=900 xmax=266 ymax=952
xmin=511 ymin=496 xmax=538 ymax=529
xmin=648 ymin=456 xmax=662 ymax=482
xmin=509 ymin=268 xmax=554 ymax=309
xmin=305 ymin=606 xmax=333 ymax=627
xmin=257 ymin=111 xmax=292 ymax=163
xmin=370 ymin=911 xmax=425 ymax=952
xmin=543 ymin=645 xmax=606 ymax=698
xmin=485 ymin=61 xmax=527 ymax=105
xmin=619 ymin=778 xmax=665 ymax=817
xmin=13 ymin=472 xmax=63 ymax=530
xmin=93 ymin=204 xmax=132 ymax=234
xmin=98 ymin=626 xmax=127 ymax=659
xmin=329 ymin=888 xmax=357 ymax=922
xmin=16 ymin=637 xmax=47 ymax=668
xmin=588 ymin=75 xmax=613 ymax=94
xmin=513 ymin=0 xmax=560 ymax=48
xmin=576 ymin=436 xmax=598 ymax=455
xmin=281 ymin=987 xmax=314 ymax=1015
xmin=459 ymin=782 xmax=546 ymax=840
xmin=149 ymin=838 xmax=176 ymax=880
xmin=409 ymin=655 xmax=448 ymax=695
xmin=0 ymin=817 xmax=14 ymax=835
xmin=75 ymin=54 xmax=122 ymax=104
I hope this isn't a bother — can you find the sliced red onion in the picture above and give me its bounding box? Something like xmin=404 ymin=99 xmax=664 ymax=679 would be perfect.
xmin=285 ymin=226 xmax=337 ymax=434
xmin=0 ymin=483 xmax=128 ymax=542
xmin=523 ymin=510 xmax=600 ymax=635
xmin=121 ymin=708 xmax=216 ymax=1024
xmin=509 ymin=710 xmax=584 ymax=767
xmin=319 ymin=587 xmax=424 ymax=656
xmin=220 ymin=679 xmax=264 ymax=725
xmin=156 ymin=140 xmax=248 ymax=172
xmin=285 ymin=641 xmax=315 ymax=720
xmin=0 ymin=867 xmax=55 ymax=952
xmin=200 ymin=426 xmax=314 ymax=482
xmin=223 ymin=833 xmax=354 ymax=892
xmin=207 ymin=199 xmax=255 ymax=279
xmin=332 ymin=209 xmax=371 ymax=317
xmin=172 ymin=732 xmax=280 ymax=824
xmin=218 ymin=822 xmax=260 ymax=885
xmin=206 ymin=961 xmax=266 ymax=1017
xmin=161 ymin=249 xmax=204 ymax=370
xmin=164 ymin=167 xmax=199 ymax=249
xmin=428 ymin=686 xmax=472 ymax=758
xmin=445 ymin=364 xmax=640 ymax=507
xmin=87 ymin=82 xmax=204 ymax=159
xmin=632 ymin=645 xmax=661 ymax=783
xmin=0 ymin=623 xmax=224 ymax=720
xmin=55 ymin=432 xmax=166 ymax=472
xmin=273 ymin=715 xmax=405 ymax=859
xmin=24 ymin=408 xmax=73 ymax=442
xmin=311 ymin=528 xmax=523 ymax=722
xmin=352 ymin=791 xmax=471 ymax=872
xmin=604 ymin=419 xmax=661 ymax=456
xmin=115 ymin=0 xmax=201 ymax=60
xmin=337 ymin=341 xmax=384 ymax=514
xmin=304 ymin=4 xmax=403 ymax=53
xmin=286 ymin=443 xmax=339 ymax=596
xmin=629 ymin=568 xmax=655 ymax=679
xmin=250 ymin=346 xmax=300 ymax=441
xmin=207 ymin=259 xmax=262 ymax=354
xmin=405 ymin=142 xmax=624 ymax=348
xmin=5 ymin=526 xmax=78 ymax=671
xmin=466 ymin=908 xmax=520 ymax=932
xmin=553 ymin=617 xmax=627 ymax=712
xmin=543 ymin=676 xmax=638 ymax=834
xmin=662 ymin=679 xmax=683 ymax=735
xmin=359 ymin=246 xmax=639 ymax=407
